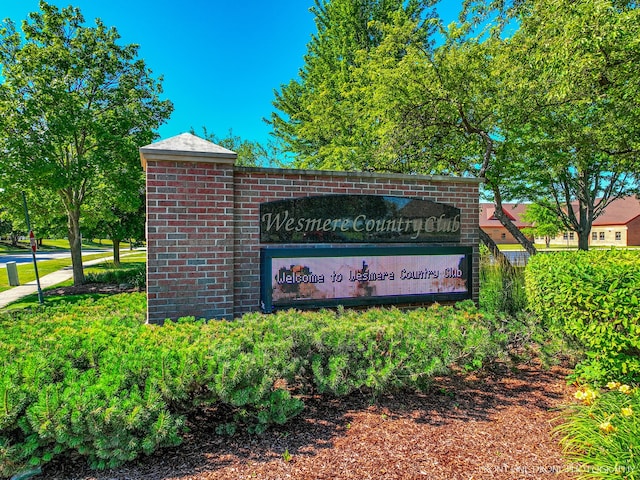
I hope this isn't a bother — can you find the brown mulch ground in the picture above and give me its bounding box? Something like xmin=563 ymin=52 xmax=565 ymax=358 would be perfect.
xmin=42 ymin=360 xmax=578 ymax=480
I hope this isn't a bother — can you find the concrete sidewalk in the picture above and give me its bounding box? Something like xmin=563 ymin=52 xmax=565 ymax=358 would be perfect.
xmin=0 ymin=253 xmax=144 ymax=310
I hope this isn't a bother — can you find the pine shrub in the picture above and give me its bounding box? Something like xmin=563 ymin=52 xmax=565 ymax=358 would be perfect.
xmin=1 ymin=294 xmax=506 ymax=476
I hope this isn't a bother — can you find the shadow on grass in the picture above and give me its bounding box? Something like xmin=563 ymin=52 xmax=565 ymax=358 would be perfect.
xmin=3 ymin=239 xmax=121 ymax=252
xmin=4 ymin=291 xmax=111 ymax=312
xmin=87 ymin=261 xmax=145 ymax=272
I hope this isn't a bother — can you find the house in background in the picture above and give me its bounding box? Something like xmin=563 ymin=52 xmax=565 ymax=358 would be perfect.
xmin=588 ymin=196 xmax=640 ymax=247
xmin=479 ymin=203 xmax=533 ymax=245
xmin=480 ymin=196 xmax=640 ymax=247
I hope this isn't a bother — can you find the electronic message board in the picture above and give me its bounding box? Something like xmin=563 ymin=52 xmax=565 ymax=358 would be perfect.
xmin=260 ymin=246 xmax=472 ymax=312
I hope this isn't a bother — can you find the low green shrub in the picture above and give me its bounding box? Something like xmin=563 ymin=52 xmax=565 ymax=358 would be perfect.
xmin=555 ymin=382 xmax=640 ymax=479
xmin=0 ymin=295 xmax=183 ymax=472
xmin=526 ymin=249 xmax=640 ymax=384
xmin=239 ymin=301 xmax=504 ymax=397
xmin=85 ymin=262 xmax=146 ymax=288
xmin=0 ymin=295 xmax=506 ymax=476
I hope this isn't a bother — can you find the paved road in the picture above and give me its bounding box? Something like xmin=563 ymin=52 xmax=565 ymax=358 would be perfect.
xmin=0 ymin=249 xmax=145 ymax=309
xmin=502 ymin=250 xmax=531 ymax=266
xmin=0 ymin=249 xmax=109 ymax=268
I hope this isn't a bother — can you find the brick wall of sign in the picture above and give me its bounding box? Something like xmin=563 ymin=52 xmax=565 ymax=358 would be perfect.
xmin=142 ymin=134 xmax=481 ymax=324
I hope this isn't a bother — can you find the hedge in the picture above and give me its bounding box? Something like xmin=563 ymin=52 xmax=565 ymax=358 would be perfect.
xmin=0 ymin=295 xmax=505 ymax=476
xmin=525 ymin=249 xmax=640 ymax=384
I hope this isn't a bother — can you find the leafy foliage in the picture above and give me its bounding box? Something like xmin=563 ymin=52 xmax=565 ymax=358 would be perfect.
xmin=0 ymin=295 xmax=507 ymax=476
xmin=192 ymin=127 xmax=281 ymax=167
xmin=0 ymin=2 xmax=172 ymax=284
xmin=0 ymin=207 xmax=24 ymax=247
xmin=525 ymin=249 xmax=640 ymax=384
xmin=269 ymin=0 xmax=436 ymax=170
xmin=520 ymin=202 xmax=564 ymax=248
xmin=83 ymin=196 xmax=146 ymax=266
xmin=479 ymin=244 xmax=527 ymax=316
xmin=500 ymin=0 xmax=640 ymax=250
xmin=270 ymin=0 xmax=640 ymax=253
xmin=85 ymin=262 xmax=146 ymax=288
xmin=556 ymin=382 xmax=640 ymax=479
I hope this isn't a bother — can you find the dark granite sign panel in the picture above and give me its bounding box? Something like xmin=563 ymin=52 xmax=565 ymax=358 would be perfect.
xmin=260 ymin=195 xmax=461 ymax=243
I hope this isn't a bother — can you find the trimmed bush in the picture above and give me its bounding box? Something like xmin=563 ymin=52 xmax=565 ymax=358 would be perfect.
xmin=525 ymin=249 xmax=640 ymax=384
xmin=1 ymin=295 xmax=505 ymax=476
xmin=85 ymin=262 xmax=146 ymax=288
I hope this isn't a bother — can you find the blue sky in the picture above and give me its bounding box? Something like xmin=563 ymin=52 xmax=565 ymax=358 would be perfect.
xmin=1 ymin=1 xmax=460 ymax=148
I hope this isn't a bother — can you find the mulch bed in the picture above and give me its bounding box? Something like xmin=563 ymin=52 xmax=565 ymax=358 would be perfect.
xmin=42 ymin=360 xmax=578 ymax=480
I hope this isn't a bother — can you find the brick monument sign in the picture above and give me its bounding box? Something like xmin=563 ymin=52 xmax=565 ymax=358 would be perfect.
xmin=140 ymin=133 xmax=481 ymax=324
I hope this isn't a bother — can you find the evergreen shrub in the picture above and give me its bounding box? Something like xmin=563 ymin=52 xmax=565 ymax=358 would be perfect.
xmin=525 ymin=249 xmax=640 ymax=384
xmin=85 ymin=262 xmax=146 ymax=288
xmin=0 ymin=295 xmax=505 ymax=476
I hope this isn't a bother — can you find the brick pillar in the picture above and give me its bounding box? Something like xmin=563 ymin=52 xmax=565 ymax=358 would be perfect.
xmin=140 ymin=133 xmax=237 ymax=324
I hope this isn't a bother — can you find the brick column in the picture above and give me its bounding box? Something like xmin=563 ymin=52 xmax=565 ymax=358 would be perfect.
xmin=140 ymin=133 xmax=237 ymax=324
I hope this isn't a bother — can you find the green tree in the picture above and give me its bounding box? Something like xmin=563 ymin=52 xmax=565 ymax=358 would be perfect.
xmin=86 ymin=203 xmax=145 ymax=266
xmin=349 ymin=16 xmax=539 ymax=255
xmin=0 ymin=207 xmax=21 ymax=247
xmin=0 ymin=1 xmax=172 ymax=284
xmin=83 ymin=170 xmax=146 ymax=265
xmin=270 ymin=1 xmax=538 ymax=256
xmin=521 ymin=202 xmax=564 ymax=248
xmin=270 ymin=0 xmax=639 ymax=255
xmin=269 ymin=0 xmax=437 ymax=170
xmin=383 ymin=0 xmax=640 ymax=252
xmin=500 ymin=0 xmax=640 ymax=250
xmin=193 ymin=127 xmax=279 ymax=167
xmin=0 ymin=186 xmax=68 ymax=245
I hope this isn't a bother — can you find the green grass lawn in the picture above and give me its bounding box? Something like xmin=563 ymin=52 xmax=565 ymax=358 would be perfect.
xmin=2 ymin=254 xmax=146 ymax=310
xmin=84 ymin=251 xmax=147 ymax=270
xmin=0 ymin=238 xmax=136 ymax=254
xmin=43 ymin=238 xmax=135 ymax=250
xmin=0 ymin=250 xmax=145 ymax=293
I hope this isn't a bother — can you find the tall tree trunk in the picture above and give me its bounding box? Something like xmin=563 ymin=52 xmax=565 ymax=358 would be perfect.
xmin=112 ymin=238 xmax=121 ymax=267
xmin=577 ymin=201 xmax=592 ymax=251
xmin=463 ymin=117 xmax=538 ymax=257
xmin=479 ymin=228 xmax=516 ymax=274
xmin=67 ymin=208 xmax=85 ymax=285
xmin=490 ymin=185 xmax=538 ymax=256
xmin=578 ymin=232 xmax=589 ymax=251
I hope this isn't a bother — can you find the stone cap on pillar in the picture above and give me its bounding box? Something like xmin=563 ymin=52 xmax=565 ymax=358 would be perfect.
xmin=140 ymin=132 xmax=238 ymax=170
